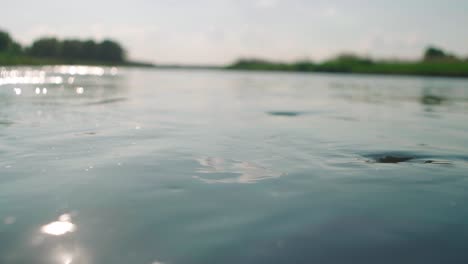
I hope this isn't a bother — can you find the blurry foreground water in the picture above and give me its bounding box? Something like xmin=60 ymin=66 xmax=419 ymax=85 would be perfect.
xmin=1 ymin=66 xmax=468 ymax=264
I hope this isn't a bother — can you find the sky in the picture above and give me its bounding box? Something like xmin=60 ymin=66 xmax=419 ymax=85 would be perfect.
xmin=2 ymin=0 xmax=468 ymax=65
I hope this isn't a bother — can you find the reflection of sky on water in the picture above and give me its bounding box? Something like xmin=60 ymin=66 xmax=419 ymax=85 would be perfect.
xmin=330 ymin=76 xmax=468 ymax=110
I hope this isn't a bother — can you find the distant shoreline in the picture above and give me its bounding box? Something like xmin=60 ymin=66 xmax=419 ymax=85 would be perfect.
xmin=159 ymin=47 xmax=468 ymax=78
xmin=1 ymin=27 xmax=467 ymax=78
xmin=2 ymin=60 xmax=468 ymax=79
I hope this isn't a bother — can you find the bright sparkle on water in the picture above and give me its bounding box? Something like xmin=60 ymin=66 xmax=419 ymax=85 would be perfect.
xmin=0 ymin=66 xmax=116 ymax=86
xmin=61 ymin=254 xmax=73 ymax=264
xmin=41 ymin=214 xmax=76 ymax=236
xmin=111 ymin=67 xmax=118 ymax=75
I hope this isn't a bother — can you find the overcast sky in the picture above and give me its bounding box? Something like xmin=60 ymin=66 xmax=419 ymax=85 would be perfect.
xmin=2 ymin=0 xmax=468 ymax=64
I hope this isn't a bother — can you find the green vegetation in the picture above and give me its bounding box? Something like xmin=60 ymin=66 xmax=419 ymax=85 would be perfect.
xmin=0 ymin=29 xmax=152 ymax=66
xmin=228 ymin=47 xmax=468 ymax=78
xmin=423 ymin=46 xmax=459 ymax=61
xmin=2 ymin=27 xmax=468 ymax=78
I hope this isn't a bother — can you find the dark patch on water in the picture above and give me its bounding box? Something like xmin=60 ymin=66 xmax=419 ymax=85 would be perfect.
xmin=362 ymin=152 xmax=423 ymax=164
xmin=85 ymin=97 xmax=127 ymax=105
xmin=0 ymin=120 xmax=14 ymax=126
xmin=424 ymin=160 xmax=453 ymax=165
xmin=74 ymin=131 xmax=97 ymax=136
xmin=361 ymin=151 xmax=466 ymax=165
xmin=421 ymin=94 xmax=446 ymax=106
xmin=267 ymin=111 xmax=303 ymax=117
xmin=371 ymin=155 xmax=414 ymax=164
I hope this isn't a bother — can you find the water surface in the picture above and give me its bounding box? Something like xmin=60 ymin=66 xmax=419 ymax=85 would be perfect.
xmin=1 ymin=66 xmax=468 ymax=263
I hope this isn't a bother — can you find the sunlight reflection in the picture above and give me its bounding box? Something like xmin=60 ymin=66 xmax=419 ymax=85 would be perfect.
xmin=111 ymin=67 xmax=118 ymax=75
xmin=0 ymin=72 xmax=61 ymax=86
xmin=55 ymin=65 xmax=105 ymax=76
xmin=41 ymin=214 xmax=76 ymax=236
xmin=0 ymin=66 xmax=118 ymax=87
xmin=53 ymin=248 xmax=86 ymax=264
xmin=59 ymin=253 xmax=73 ymax=264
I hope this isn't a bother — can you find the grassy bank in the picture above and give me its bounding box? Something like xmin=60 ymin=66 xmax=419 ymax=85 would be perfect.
xmin=0 ymin=53 xmax=61 ymax=66
xmin=227 ymin=58 xmax=468 ymax=78
xmin=4 ymin=54 xmax=468 ymax=78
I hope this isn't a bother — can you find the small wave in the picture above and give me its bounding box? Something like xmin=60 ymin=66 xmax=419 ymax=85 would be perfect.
xmin=193 ymin=157 xmax=283 ymax=184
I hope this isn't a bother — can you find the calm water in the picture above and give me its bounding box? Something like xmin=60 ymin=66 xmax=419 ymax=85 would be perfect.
xmin=1 ymin=66 xmax=468 ymax=264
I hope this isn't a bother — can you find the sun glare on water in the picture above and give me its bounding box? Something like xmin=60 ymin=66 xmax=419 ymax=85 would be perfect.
xmin=41 ymin=214 xmax=76 ymax=236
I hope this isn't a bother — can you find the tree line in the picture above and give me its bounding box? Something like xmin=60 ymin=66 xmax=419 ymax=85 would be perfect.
xmin=0 ymin=30 xmax=125 ymax=62
xmin=230 ymin=46 xmax=468 ymax=70
xmin=423 ymin=46 xmax=462 ymax=61
xmin=227 ymin=47 xmax=468 ymax=77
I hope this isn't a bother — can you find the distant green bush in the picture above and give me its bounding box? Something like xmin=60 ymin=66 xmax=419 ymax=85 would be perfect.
xmin=423 ymin=46 xmax=459 ymax=62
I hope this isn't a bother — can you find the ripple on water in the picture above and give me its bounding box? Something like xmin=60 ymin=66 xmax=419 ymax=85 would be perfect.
xmin=193 ymin=157 xmax=283 ymax=184
xmin=84 ymin=97 xmax=127 ymax=106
